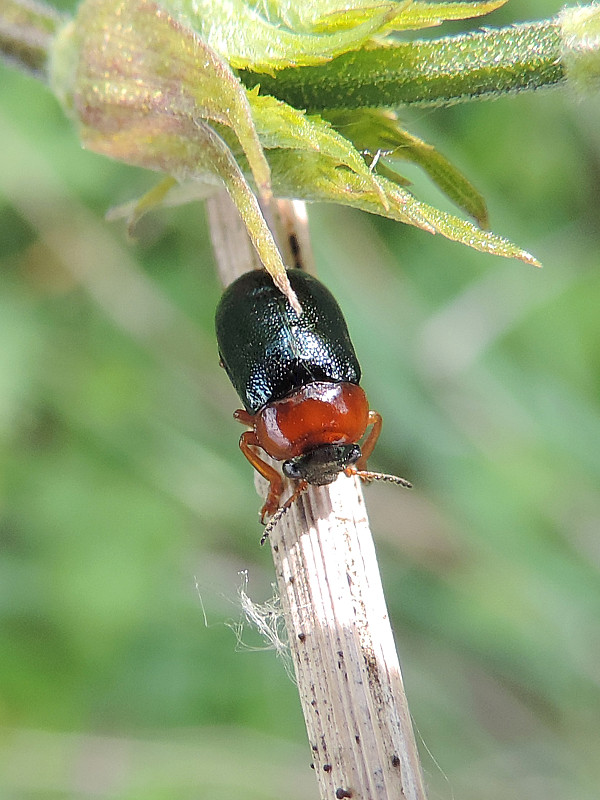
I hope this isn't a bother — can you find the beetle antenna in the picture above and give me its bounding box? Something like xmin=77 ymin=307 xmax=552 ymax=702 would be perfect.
xmin=260 ymin=472 xmax=411 ymax=543
xmin=260 ymin=481 xmax=308 ymax=545
xmin=355 ymin=470 xmax=413 ymax=489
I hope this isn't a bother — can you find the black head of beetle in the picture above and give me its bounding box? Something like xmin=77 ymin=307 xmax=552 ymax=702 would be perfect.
xmin=282 ymin=443 xmax=362 ymax=486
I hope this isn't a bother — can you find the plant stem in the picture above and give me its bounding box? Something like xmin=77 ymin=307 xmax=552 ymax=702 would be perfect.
xmin=0 ymin=0 xmax=64 ymax=77
xmin=239 ymin=20 xmax=566 ymax=110
xmin=207 ymin=190 xmax=428 ymax=800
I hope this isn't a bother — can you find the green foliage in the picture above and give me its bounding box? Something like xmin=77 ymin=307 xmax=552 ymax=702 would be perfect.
xmin=45 ymin=0 xmax=554 ymax=291
xmin=50 ymin=0 xmax=302 ymax=308
xmin=321 ymin=108 xmax=489 ymax=227
xmin=160 ymin=0 xmax=509 ymax=69
xmin=162 ymin=0 xmax=396 ymax=70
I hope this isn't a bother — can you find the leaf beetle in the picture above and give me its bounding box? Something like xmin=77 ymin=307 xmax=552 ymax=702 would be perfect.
xmin=215 ymin=269 xmax=411 ymax=537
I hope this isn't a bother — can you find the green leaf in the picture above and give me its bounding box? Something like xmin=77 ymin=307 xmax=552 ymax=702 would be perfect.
xmin=246 ymin=88 xmax=388 ymax=206
xmin=305 ymin=0 xmax=411 ymax=33
xmin=51 ymin=0 xmax=271 ymax=196
xmin=383 ymin=0 xmax=508 ymax=31
xmin=417 ymin=203 xmax=540 ymax=265
xmin=49 ymin=0 xmax=305 ymax=306
xmin=239 ymin=0 xmax=405 ymax=34
xmin=324 ymin=108 xmax=489 ymax=227
xmin=47 ymin=0 xmax=541 ymax=274
xmin=241 ymin=0 xmax=505 ymax=35
xmin=263 ymin=149 xmax=539 ymax=265
xmin=161 ymin=0 xmax=395 ymax=71
xmin=106 ymin=176 xmax=179 ymax=234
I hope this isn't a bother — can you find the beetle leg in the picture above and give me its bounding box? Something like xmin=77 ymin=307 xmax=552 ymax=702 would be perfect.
xmin=239 ymin=430 xmax=285 ymax=523
xmin=356 ymin=410 xmax=382 ymax=470
xmin=234 ymin=408 xmax=254 ymax=426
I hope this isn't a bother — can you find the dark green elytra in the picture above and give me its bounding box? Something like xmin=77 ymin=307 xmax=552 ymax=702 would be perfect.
xmin=215 ymin=270 xmax=361 ymax=414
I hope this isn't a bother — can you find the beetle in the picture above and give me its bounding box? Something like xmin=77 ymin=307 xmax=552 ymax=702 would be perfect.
xmin=215 ymin=269 xmax=410 ymax=533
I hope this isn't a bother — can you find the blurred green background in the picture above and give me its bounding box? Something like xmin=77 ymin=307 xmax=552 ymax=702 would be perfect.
xmin=1 ymin=1 xmax=599 ymax=798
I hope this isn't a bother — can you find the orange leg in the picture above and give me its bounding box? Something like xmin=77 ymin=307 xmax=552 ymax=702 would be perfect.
xmin=238 ymin=430 xmax=284 ymax=523
xmin=234 ymin=408 xmax=254 ymax=426
xmin=356 ymin=410 xmax=382 ymax=470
